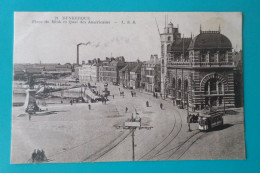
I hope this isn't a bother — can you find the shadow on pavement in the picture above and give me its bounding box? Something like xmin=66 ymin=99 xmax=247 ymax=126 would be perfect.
xmin=211 ymin=124 xmax=234 ymax=131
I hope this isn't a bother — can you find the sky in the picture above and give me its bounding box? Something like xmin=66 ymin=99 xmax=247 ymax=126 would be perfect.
xmin=13 ymin=12 xmax=242 ymax=64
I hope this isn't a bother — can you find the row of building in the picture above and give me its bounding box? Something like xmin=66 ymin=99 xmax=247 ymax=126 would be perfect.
xmin=14 ymin=20 xmax=243 ymax=110
xmin=77 ymin=55 xmax=161 ymax=91
xmin=77 ymin=21 xmax=243 ymax=109
xmin=13 ymin=63 xmax=73 ymax=80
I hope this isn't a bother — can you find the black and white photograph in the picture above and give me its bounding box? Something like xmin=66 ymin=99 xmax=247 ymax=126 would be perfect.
xmin=11 ymin=12 xmax=245 ymax=163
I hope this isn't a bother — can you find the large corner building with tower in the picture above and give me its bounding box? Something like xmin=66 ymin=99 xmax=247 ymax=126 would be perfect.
xmin=160 ymin=21 xmax=236 ymax=110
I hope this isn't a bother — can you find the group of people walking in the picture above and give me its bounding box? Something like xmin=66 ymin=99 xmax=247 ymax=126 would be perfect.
xmin=31 ymin=149 xmax=47 ymax=163
xmin=187 ymin=113 xmax=200 ymax=123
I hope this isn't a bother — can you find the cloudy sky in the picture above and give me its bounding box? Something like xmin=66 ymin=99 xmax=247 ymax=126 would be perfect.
xmin=14 ymin=12 xmax=242 ymax=64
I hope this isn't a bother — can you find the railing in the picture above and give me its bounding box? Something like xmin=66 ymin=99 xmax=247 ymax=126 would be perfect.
xmin=205 ymin=91 xmax=224 ymax=95
xmin=167 ymin=61 xmax=234 ymax=68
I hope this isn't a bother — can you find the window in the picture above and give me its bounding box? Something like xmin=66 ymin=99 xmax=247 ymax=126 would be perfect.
xmin=178 ymin=79 xmax=182 ymax=90
xmin=167 ymin=44 xmax=171 ymax=52
xmin=172 ymin=78 xmax=176 ymax=88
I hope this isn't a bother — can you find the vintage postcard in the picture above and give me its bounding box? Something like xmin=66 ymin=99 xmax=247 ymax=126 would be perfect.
xmin=11 ymin=12 xmax=245 ymax=163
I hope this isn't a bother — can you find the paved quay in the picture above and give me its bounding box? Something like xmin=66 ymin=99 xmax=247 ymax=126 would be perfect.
xmin=11 ymin=83 xmax=245 ymax=163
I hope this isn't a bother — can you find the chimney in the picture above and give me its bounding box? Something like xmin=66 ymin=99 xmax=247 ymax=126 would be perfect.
xmin=150 ymin=55 xmax=154 ymax=62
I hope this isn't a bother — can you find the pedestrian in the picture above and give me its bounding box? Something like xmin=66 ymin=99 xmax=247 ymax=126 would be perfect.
xmin=160 ymin=103 xmax=163 ymax=110
xmin=32 ymin=149 xmax=37 ymax=162
xmin=29 ymin=113 xmax=31 ymax=121
xmin=36 ymin=149 xmax=41 ymax=161
xmin=156 ymin=93 xmax=158 ymax=99
xmin=41 ymin=149 xmax=46 ymax=161
xmin=187 ymin=114 xmax=190 ymax=123
xmin=113 ymin=95 xmax=114 ymax=99
xmin=125 ymin=107 xmax=128 ymax=113
xmin=70 ymin=100 xmax=73 ymax=105
xmin=146 ymin=101 xmax=149 ymax=107
xmin=88 ymin=104 xmax=91 ymax=110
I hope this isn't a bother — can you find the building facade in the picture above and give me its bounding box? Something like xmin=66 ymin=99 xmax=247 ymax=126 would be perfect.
xmin=119 ymin=62 xmax=138 ymax=88
xmin=140 ymin=55 xmax=161 ymax=93
xmin=161 ymin=22 xmax=236 ymax=110
xmin=79 ymin=60 xmax=100 ymax=83
xmin=99 ymin=57 xmax=125 ymax=83
xmin=129 ymin=63 xmax=142 ymax=89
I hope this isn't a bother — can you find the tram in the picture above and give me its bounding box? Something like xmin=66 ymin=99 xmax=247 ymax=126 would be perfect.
xmin=198 ymin=111 xmax=224 ymax=131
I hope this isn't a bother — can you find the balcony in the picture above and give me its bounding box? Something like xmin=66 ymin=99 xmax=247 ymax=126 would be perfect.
xmin=204 ymin=90 xmax=224 ymax=95
xmin=167 ymin=61 xmax=235 ymax=68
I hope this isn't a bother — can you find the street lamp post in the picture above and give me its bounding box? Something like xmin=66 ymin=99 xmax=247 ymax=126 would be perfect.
xmin=187 ymin=91 xmax=191 ymax=132
xmin=77 ymin=42 xmax=90 ymax=65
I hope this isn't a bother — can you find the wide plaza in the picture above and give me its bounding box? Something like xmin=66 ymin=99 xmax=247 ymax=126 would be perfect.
xmin=11 ymin=82 xmax=245 ymax=163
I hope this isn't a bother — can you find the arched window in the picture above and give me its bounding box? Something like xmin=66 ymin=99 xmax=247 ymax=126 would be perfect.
xmin=184 ymin=80 xmax=188 ymax=92
xmin=172 ymin=78 xmax=176 ymax=88
xmin=204 ymin=78 xmax=224 ymax=94
xmin=178 ymin=78 xmax=182 ymax=90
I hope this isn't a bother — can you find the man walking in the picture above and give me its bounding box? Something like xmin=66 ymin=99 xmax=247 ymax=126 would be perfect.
xmin=125 ymin=107 xmax=128 ymax=113
xmin=146 ymin=101 xmax=149 ymax=107
xmin=160 ymin=103 xmax=163 ymax=110
xmin=88 ymin=104 xmax=91 ymax=110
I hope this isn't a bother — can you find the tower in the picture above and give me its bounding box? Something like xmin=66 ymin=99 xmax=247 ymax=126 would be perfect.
xmin=160 ymin=21 xmax=181 ymax=97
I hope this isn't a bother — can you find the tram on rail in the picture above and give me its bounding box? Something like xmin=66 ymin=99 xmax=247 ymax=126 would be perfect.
xmin=198 ymin=111 xmax=224 ymax=131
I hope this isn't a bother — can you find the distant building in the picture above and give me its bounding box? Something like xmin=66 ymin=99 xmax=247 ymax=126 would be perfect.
xmin=141 ymin=55 xmax=161 ymax=93
xmin=161 ymin=22 xmax=236 ymax=110
xmin=13 ymin=65 xmax=26 ymax=80
xmin=99 ymin=57 xmax=125 ymax=83
xmin=119 ymin=62 xmax=138 ymax=88
xmin=129 ymin=63 xmax=142 ymax=89
xmin=13 ymin=63 xmax=73 ymax=80
xmin=79 ymin=59 xmax=101 ymax=82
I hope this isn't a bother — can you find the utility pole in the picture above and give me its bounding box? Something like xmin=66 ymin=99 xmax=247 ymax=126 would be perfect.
xmin=116 ymin=112 xmax=152 ymax=161
xmin=187 ymin=90 xmax=191 ymax=132
xmin=131 ymin=128 xmax=135 ymax=161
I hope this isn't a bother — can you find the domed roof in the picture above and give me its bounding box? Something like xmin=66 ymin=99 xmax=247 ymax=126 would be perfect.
xmin=188 ymin=31 xmax=232 ymax=50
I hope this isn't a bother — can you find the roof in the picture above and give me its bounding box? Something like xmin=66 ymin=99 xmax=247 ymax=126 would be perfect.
xmin=188 ymin=31 xmax=232 ymax=50
xmin=119 ymin=65 xmax=129 ymax=72
xmin=25 ymin=67 xmax=43 ymax=74
xmin=171 ymin=38 xmax=192 ymax=52
xmin=130 ymin=64 xmax=142 ymax=73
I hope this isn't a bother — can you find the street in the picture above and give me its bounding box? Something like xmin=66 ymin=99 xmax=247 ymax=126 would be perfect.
xmin=11 ymin=83 xmax=245 ymax=163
